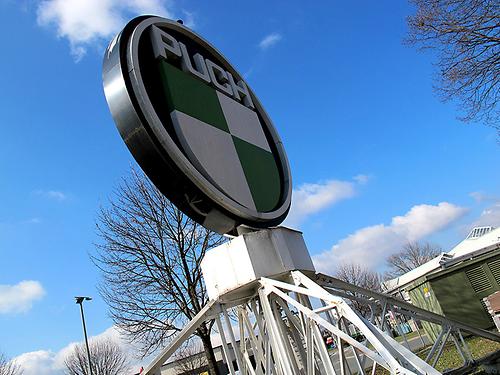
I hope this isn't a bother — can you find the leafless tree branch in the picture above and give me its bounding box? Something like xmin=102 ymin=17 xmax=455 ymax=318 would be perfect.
xmin=385 ymin=241 xmax=442 ymax=279
xmin=407 ymin=0 xmax=500 ymax=130
xmin=334 ymin=263 xmax=382 ymax=317
xmin=172 ymin=341 xmax=209 ymax=375
xmin=93 ymin=168 xmax=225 ymax=374
xmin=0 ymin=352 xmax=22 ymax=375
xmin=63 ymin=339 xmax=129 ymax=375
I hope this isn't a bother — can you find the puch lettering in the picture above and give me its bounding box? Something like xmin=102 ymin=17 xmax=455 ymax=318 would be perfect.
xmin=150 ymin=25 xmax=255 ymax=109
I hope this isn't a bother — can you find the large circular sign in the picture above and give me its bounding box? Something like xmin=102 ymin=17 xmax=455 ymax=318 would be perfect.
xmin=102 ymin=16 xmax=292 ymax=234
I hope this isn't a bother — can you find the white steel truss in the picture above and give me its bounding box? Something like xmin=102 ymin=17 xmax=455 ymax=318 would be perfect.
xmin=143 ymin=270 xmax=500 ymax=375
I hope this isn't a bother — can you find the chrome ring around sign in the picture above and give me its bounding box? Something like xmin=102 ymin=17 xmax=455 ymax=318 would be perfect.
xmin=102 ymin=16 xmax=292 ymax=234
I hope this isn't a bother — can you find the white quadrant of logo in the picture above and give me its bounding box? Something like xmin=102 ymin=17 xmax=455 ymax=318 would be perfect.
xmin=216 ymin=91 xmax=271 ymax=152
xmin=171 ymin=109 xmax=257 ymax=210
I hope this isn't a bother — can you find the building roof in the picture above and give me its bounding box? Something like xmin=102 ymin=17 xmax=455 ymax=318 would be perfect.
xmin=383 ymin=227 xmax=500 ymax=293
xmin=449 ymin=226 xmax=499 ymax=257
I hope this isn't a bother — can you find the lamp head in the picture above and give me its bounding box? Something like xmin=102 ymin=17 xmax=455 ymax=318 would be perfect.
xmin=75 ymin=296 xmax=92 ymax=304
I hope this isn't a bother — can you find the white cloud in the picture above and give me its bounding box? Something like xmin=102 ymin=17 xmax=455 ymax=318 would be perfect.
xmin=14 ymin=350 xmax=62 ymax=375
xmin=46 ymin=191 xmax=66 ymax=201
xmin=34 ymin=189 xmax=67 ymax=201
xmin=14 ymin=326 xmax=147 ymax=375
xmin=14 ymin=322 xmax=250 ymax=374
xmin=37 ymin=0 xmax=175 ymax=60
xmin=471 ymin=202 xmax=500 ymax=228
xmin=14 ymin=322 xmax=253 ymax=375
xmin=461 ymin=194 xmax=500 ymax=234
xmin=353 ymin=174 xmax=370 ymax=185
xmin=180 ymin=9 xmax=196 ymax=29
xmin=24 ymin=217 xmax=42 ymax=224
xmin=258 ymin=32 xmax=282 ymax=50
xmin=283 ymin=179 xmax=356 ymax=228
xmin=313 ymin=202 xmax=467 ymax=273
xmin=470 ymin=191 xmax=486 ymax=202
xmin=0 ymin=281 xmax=45 ymax=314
xmin=469 ymin=191 xmax=499 ymax=203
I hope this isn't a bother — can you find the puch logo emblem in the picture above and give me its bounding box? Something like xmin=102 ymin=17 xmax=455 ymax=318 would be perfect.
xmin=149 ymin=25 xmax=280 ymax=213
xmin=102 ymin=16 xmax=292 ymax=234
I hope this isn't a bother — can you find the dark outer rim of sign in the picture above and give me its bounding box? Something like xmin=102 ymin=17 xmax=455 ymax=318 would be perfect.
xmin=103 ymin=15 xmax=292 ymax=231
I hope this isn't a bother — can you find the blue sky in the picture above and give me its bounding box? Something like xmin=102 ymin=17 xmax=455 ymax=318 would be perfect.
xmin=0 ymin=0 xmax=498 ymax=373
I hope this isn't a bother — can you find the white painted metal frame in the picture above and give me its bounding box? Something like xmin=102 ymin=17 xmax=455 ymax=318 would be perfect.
xmin=143 ymin=271 xmax=500 ymax=375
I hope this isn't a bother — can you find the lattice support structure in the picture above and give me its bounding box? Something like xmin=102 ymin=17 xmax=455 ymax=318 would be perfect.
xmin=142 ymin=270 xmax=500 ymax=375
xmin=142 ymin=228 xmax=500 ymax=375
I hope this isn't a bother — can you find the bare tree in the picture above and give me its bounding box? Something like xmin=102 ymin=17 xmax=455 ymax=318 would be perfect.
xmin=335 ymin=263 xmax=382 ymax=316
xmin=173 ymin=341 xmax=209 ymax=375
xmin=406 ymin=0 xmax=500 ymax=129
xmin=94 ymin=168 xmax=225 ymax=374
xmin=385 ymin=241 xmax=442 ymax=279
xmin=64 ymin=338 xmax=129 ymax=375
xmin=0 ymin=352 xmax=22 ymax=375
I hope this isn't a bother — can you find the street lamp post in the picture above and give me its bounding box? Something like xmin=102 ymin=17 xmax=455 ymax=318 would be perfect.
xmin=75 ymin=296 xmax=93 ymax=375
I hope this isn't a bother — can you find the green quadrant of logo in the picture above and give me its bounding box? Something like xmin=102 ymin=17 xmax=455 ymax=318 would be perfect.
xmin=232 ymin=136 xmax=281 ymax=213
xmin=158 ymin=60 xmax=281 ymax=212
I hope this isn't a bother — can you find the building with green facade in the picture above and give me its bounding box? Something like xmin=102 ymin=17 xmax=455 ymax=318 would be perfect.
xmin=383 ymin=226 xmax=500 ymax=340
